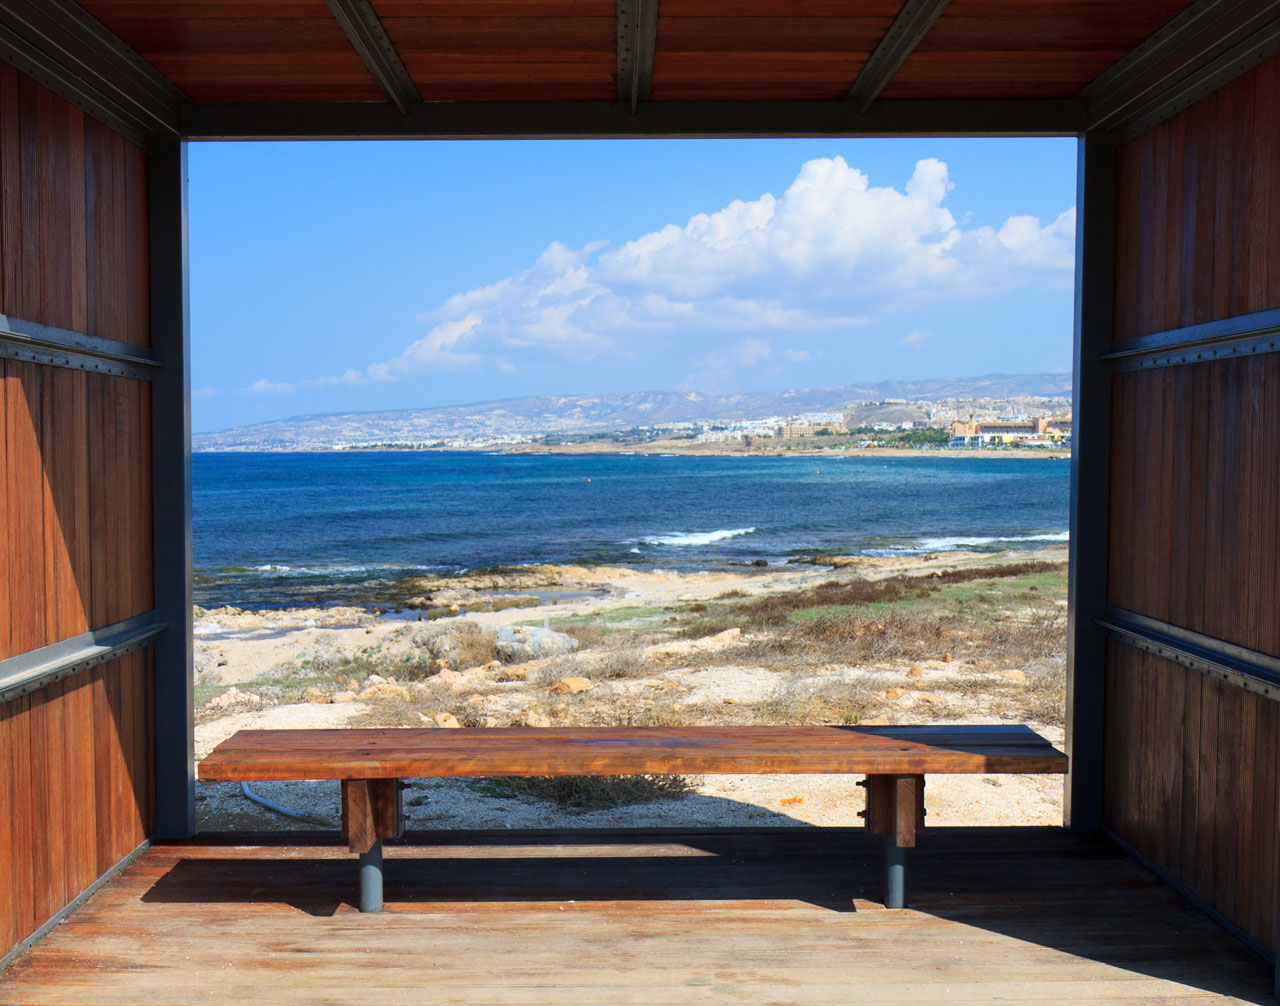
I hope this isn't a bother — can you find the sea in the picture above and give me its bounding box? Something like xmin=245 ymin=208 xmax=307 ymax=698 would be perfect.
xmin=193 ymin=451 xmax=1070 ymax=610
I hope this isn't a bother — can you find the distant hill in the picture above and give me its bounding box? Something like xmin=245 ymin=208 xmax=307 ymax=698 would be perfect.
xmin=193 ymin=373 xmax=1073 ymax=451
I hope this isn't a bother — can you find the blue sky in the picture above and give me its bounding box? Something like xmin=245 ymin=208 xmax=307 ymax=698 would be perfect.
xmin=190 ymin=138 xmax=1078 ymax=433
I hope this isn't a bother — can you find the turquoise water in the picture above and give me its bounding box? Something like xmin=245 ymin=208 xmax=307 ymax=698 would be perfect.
xmin=193 ymin=451 xmax=1069 ymax=609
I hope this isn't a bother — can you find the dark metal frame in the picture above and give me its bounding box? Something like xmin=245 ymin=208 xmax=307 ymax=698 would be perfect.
xmin=1064 ymin=132 xmax=1116 ymax=834
xmin=322 ymin=0 xmax=418 ymax=115
xmin=178 ymin=98 xmax=1086 ymax=142
xmin=0 ymin=0 xmax=182 ymax=146
xmin=1081 ymin=0 xmax=1280 ymax=139
xmin=148 ymin=137 xmax=195 ymax=840
xmin=846 ymin=0 xmax=952 ymax=110
xmin=616 ymin=0 xmax=660 ymax=112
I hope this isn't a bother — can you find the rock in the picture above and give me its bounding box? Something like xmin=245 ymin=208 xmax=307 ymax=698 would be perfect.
xmin=496 ymin=625 xmax=578 ymax=663
xmin=465 ymin=695 xmax=486 ymax=707
xmin=331 ymin=690 xmax=357 ymax=703
xmin=524 ymin=710 xmax=552 ymax=728
xmin=496 ymin=666 xmax=529 ymax=682
xmin=365 ymin=674 xmax=388 ymax=687
xmin=204 ymin=687 xmax=261 ymax=709
xmin=943 ymin=652 xmax=953 ymax=663
xmin=411 ymin=622 xmax=498 ymax=669
xmin=707 ymin=627 xmax=742 ymax=643
xmin=432 ymin=712 xmax=462 ymax=729
xmin=861 ymin=715 xmax=891 ymax=726
xmin=549 ymin=676 xmax=592 ymax=695
xmin=357 ymin=683 xmax=411 ymax=703
xmin=885 ymin=687 xmax=905 ymax=701
xmin=997 ymin=669 xmax=1028 ymax=683
xmin=302 ymin=687 xmax=330 ymax=705
xmin=906 ymin=665 xmax=924 ymax=678
xmin=915 ymin=692 xmax=944 ymax=704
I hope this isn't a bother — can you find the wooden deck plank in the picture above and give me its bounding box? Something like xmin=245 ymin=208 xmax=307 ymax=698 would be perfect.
xmin=199 ymin=726 xmax=1068 ymax=782
xmin=0 ymin=830 xmax=1269 ymax=1005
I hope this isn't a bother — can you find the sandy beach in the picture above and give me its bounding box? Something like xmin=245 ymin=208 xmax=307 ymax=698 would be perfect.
xmin=194 ymin=545 xmax=1069 ymax=835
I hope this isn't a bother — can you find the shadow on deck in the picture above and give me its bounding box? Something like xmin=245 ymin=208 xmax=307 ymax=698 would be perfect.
xmin=1 ymin=827 xmax=1272 ymax=1004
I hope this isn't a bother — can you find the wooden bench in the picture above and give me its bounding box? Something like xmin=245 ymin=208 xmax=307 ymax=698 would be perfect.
xmin=199 ymin=724 xmax=1067 ymax=912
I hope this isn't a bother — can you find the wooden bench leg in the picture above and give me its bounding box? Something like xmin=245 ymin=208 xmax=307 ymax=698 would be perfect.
xmin=342 ymin=778 xmax=403 ymax=913
xmin=860 ymin=774 xmax=925 ymax=909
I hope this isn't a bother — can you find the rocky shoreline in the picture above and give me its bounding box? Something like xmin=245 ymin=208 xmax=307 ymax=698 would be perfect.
xmin=194 ymin=545 xmax=1069 ymax=834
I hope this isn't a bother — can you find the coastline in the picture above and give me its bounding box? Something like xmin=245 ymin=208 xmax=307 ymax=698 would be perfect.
xmin=193 ymin=443 xmax=1070 ymax=460
xmin=193 ymin=545 xmax=1069 ymax=833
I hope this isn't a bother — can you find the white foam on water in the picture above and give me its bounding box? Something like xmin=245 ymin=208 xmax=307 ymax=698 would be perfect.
xmin=640 ymin=527 xmax=757 ymax=547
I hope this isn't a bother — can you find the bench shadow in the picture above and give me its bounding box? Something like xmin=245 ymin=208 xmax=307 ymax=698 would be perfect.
xmin=140 ymin=827 xmax=1272 ymax=1004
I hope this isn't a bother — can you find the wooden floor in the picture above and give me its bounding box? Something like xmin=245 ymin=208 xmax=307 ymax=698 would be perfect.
xmin=1 ymin=828 xmax=1272 ymax=1005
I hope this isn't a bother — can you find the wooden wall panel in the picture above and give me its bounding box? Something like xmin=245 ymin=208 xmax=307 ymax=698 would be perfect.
xmin=0 ymin=66 xmax=154 ymax=661
xmin=1106 ymin=49 xmax=1280 ymax=961
xmin=0 ymin=653 xmax=155 ymax=958
xmin=1113 ymin=53 xmax=1280 ymax=341
xmin=1104 ymin=643 xmax=1280 ymax=950
xmin=1108 ymin=356 xmax=1280 ymax=660
xmin=0 ymin=65 xmax=148 ymax=347
xmin=0 ymin=63 xmax=158 ymax=962
xmin=0 ymin=362 xmax=152 ymax=661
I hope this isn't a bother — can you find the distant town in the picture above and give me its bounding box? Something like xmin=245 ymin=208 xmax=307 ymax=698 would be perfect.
xmin=192 ymin=375 xmax=1075 ymax=454
xmin=322 ymin=395 xmax=1073 ymax=453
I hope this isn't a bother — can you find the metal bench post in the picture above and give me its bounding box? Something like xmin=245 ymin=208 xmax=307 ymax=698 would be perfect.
xmin=341 ymin=778 xmax=402 ymax=913
xmin=860 ymin=773 xmax=925 ymax=909
xmin=360 ymin=840 xmax=384 ymax=913
xmin=883 ymin=836 xmax=907 ymax=910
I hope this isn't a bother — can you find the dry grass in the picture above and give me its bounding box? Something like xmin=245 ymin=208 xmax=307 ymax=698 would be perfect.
xmin=752 ymin=674 xmax=881 ymax=726
xmin=682 ymin=562 xmax=1063 ymax=637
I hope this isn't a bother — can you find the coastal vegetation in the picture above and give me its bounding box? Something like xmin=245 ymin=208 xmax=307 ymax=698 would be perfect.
xmin=193 ymin=550 xmax=1068 ymax=831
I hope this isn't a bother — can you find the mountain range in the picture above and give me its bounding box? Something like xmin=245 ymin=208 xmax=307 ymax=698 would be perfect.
xmin=193 ymin=373 xmax=1073 ymax=451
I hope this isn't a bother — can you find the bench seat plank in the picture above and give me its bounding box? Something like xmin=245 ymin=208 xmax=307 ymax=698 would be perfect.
xmin=199 ymin=724 xmax=1067 ymax=782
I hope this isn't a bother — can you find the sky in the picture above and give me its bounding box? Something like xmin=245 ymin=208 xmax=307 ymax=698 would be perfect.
xmin=190 ymin=137 xmax=1078 ymax=434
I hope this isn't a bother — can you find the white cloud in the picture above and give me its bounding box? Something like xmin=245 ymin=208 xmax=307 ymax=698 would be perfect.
xmin=303 ymin=369 xmax=367 ymax=390
xmin=243 ymin=379 xmax=295 ymax=395
xmin=900 ymin=330 xmax=929 ymax=349
xmin=193 ymin=387 xmax=219 ymax=400
xmin=310 ymin=156 xmax=1074 ymax=387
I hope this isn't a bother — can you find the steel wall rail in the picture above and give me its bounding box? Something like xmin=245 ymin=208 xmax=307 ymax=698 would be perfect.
xmin=0 ymin=313 xmax=161 ymax=380
xmin=1101 ymin=307 xmax=1280 ymax=370
xmin=0 ymin=613 xmax=167 ymax=705
xmin=1099 ymin=608 xmax=1280 ymax=704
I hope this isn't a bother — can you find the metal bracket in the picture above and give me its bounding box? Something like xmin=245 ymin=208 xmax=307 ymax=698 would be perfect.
xmin=0 ymin=313 xmax=161 ymax=380
xmin=0 ymin=612 xmax=167 ymax=705
xmin=1098 ymin=608 xmax=1280 ymax=704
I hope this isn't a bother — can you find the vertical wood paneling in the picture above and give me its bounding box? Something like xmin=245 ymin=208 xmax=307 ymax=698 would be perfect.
xmin=1109 ymin=357 xmax=1280 ymax=658
xmin=0 ymin=63 xmax=156 ymax=961
xmin=1104 ymin=645 xmax=1280 ymax=951
xmin=0 ymin=655 xmax=155 ymax=957
xmin=1107 ymin=48 xmax=1280 ymax=960
xmin=1114 ymin=53 xmax=1280 ymax=340
xmin=5 ymin=361 xmax=47 ymax=657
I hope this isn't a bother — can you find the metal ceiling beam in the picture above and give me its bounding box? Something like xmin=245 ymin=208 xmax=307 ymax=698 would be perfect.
xmin=181 ymin=97 xmax=1083 ymax=142
xmin=617 ymin=0 xmax=660 ymax=113
xmin=846 ymin=0 xmax=951 ymax=111
xmin=1081 ymin=0 xmax=1280 ymax=138
xmin=323 ymin=0 xmax=419 ymax=115
xmin=0 ymin=0 xmax=183 ymax=145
